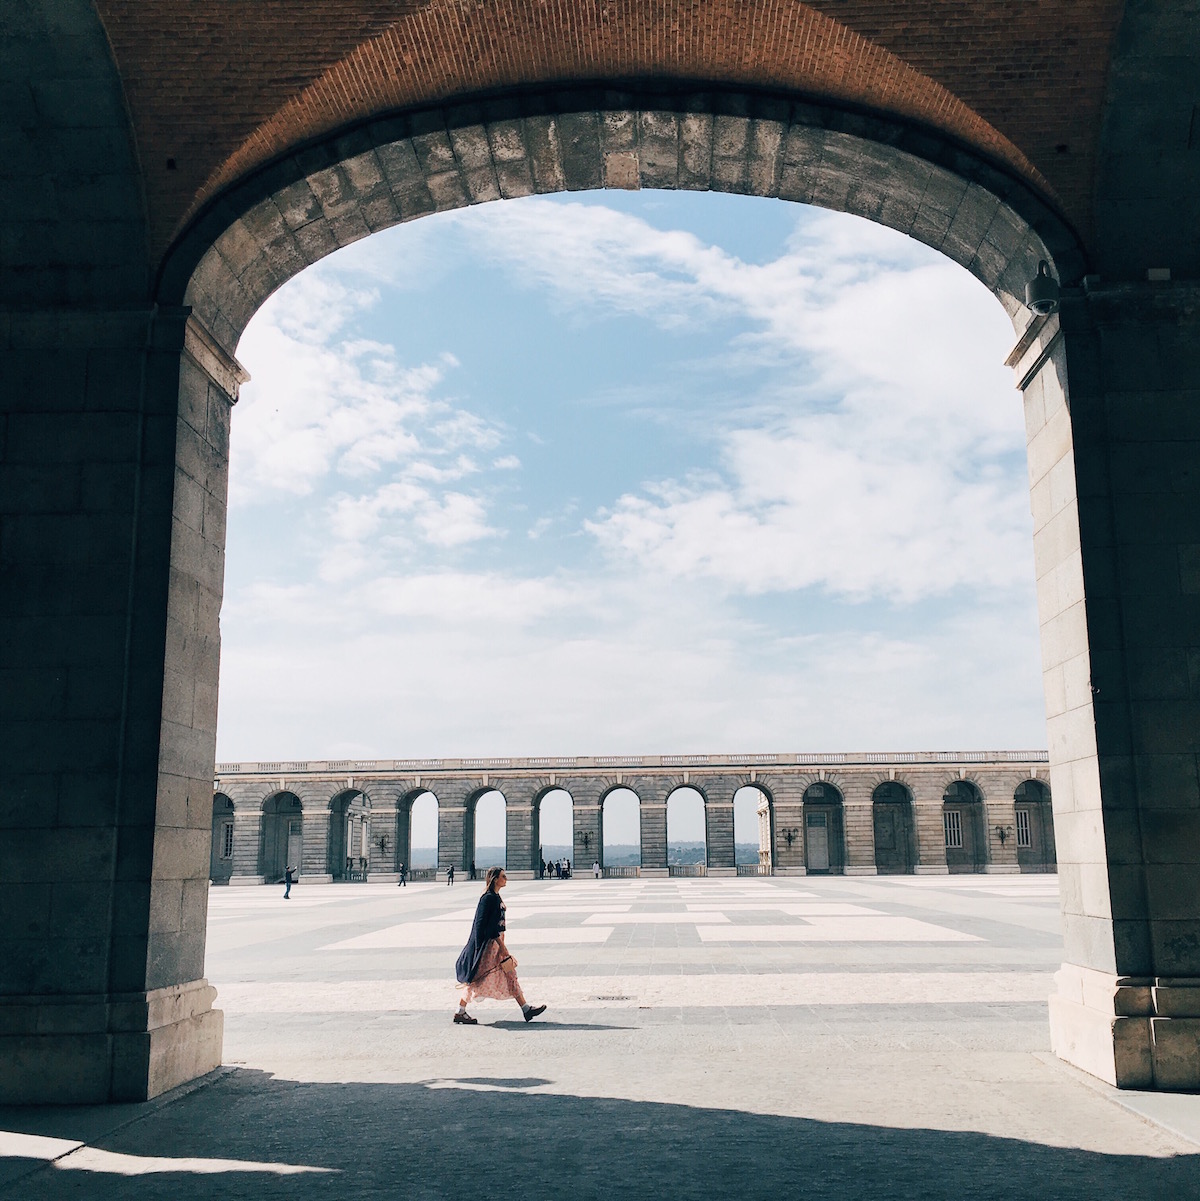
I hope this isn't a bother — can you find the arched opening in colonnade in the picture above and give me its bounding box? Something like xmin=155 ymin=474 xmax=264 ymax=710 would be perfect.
xmin=667 ymin=787 xmax=707 ymax=874
xmin=872 ymin=782 xmax=917 ymax=875
xmin=407 ymin=790 xmax=439 ymax=875
xmin=329 ymin=789 xmax=372 ymax=880
xmin=734 ymin=786 xmax=772 ymax=873
xmin=535 ymin=788 xmax=574 ymax=875
xmin=210 ymin=793 xmax=235 ymax=884
xmin=943 ymin=780 xmax=987 ymax=874
xmin=471 ymin=789 xmax=507 ymax=876
xmin=1014 ymin=779 xmax=1056 ymax=873
xmin=802 ymin=783 xmax=845 ymax=875
xmin=602 ymin=788 xmax=641 ymax=874
xmin=259 ymin=791 xmax=303 ymax=883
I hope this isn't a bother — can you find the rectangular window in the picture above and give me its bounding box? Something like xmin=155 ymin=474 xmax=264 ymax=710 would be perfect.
xmin=1016 ymin=809 xmax=1032 ymax=849
xmin=944 ymin=809 xmax=963 ymax=849
xmin=221 ymin=821 xmax=234 ymax=859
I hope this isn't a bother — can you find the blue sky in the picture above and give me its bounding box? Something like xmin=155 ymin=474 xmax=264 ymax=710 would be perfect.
xmin=217 ymin=191 xmax=1045 ymax=844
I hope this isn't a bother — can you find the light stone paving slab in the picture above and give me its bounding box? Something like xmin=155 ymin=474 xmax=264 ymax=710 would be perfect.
xmin=427 ymin=905 xmax=634 ymax=920
xmin=321 ymin=925 xmax=616 ymax=950
xmin=684 ymin=902 xmax=886 ymax=915
xmin=214 ymin=971 xmax=1055 ymax=1013
xmin=695 ymin=918 xmax=983 ymax=941
xmin=580 ymin=911 xmax=730 ymax=924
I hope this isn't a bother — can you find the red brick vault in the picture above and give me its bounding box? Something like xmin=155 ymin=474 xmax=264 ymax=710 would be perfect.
xmin=94 ymin=0 xmax=1122 ymax=265
xmin=2 ymin=0 xmax=1199 ymax=1102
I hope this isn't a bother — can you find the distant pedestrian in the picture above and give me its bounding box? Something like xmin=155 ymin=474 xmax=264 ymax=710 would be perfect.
xmin=454 ymin=867 xmax=546 ymax=1026
xmin=470 ymin=859 xmax=476 ymax=881
xmin=283 ymin=865 xmax=296 ymax=899
xmin=593 ymin=860 xmax=600 ymax=879
xmin=539 ymin=857 xmax=546 ymax=880
xmin=447 ymin=863 xmax=455 ymax=886
xmin=398 ymin=863 xmax=407 ymax=887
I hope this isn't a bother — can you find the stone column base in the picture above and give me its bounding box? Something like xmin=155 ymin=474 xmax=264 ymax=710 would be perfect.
xmin=984 ymin=864 xmax=1021 ymax=874
xmin=504 ymin=870 xmax=536 ymax=880
xmin=706 ymin=867 xmax=737 ymax=877
xmin=914 ymin=865 xmax=950 ymax=875
xmin=845 ymin=866 xmax=878 ymax=876
xmin=773 ymin=866 xmax=808 ymax=876
xmin=640 ymin=867 xmax=670 ymax=878
xmin=1049 ymin=963 xmax=1200 ymax=1090
xmin=0 ymin=979 xmax=223 ymax=1104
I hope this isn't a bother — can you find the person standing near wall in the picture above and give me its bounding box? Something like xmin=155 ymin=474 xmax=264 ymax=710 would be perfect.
xmin=283 ymin=865 xmax=296 ymax=899
xmin=454 ymin=867 xmax=546 ymax=1025
xmin=447 ymin=863 xmax=455 ymax=886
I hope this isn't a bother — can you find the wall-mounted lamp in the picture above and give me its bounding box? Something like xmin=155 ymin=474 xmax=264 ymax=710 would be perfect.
xmin=995 ymin=824 xmax=1014 ymax=847
xmin=377 ymin=833 xmax=390 ymax=855
xmin=580 ymin=830 xmax=592 ymax=850
xmin=781 ymin=826 xmax=800 ymax=850
xmin=1025 ymin=260 xmax=1060 ymax=316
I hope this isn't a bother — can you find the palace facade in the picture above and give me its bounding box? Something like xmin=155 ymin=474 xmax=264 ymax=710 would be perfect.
xmin=211 ymin=750 xmax=1055 ymax=883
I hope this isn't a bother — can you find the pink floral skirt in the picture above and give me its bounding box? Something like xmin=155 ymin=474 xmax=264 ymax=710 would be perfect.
xmin=460 ymin=938 xmax=521 ymax=1003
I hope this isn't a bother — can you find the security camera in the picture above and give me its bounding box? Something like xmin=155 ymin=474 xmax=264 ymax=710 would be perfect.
xmin=1025 ymin=260 xmax=1060 ymax=316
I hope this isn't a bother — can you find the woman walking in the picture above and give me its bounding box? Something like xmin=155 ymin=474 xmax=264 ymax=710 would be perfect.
xmin=454 ymin=867 xmax=546 ymax=1025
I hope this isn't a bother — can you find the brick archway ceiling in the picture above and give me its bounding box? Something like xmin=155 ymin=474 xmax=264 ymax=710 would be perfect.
xmin=94 ymin=0 xmax=1123 ymax=267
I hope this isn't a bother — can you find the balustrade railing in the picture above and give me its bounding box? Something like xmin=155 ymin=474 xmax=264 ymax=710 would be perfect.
xmin=213 ymin=749 xmax=1050 ymax=778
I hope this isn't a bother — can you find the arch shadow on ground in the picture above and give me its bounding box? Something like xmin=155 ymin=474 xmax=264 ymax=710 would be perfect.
xmin=1 ymin=1067 xmax=1198 ymax=1201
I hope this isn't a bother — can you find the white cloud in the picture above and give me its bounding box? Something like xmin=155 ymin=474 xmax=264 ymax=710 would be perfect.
xmin=232 ymin=279 xmax=496 ymax=501
xmin=467 ymin=202 xmax=1034 ymax=604
xmin=218 ymin=196 xmax=1045 ymax=764
xmin=215 ymin=565 xmax=1044 ymax=761
xmin=586 ymin=407 xmax=1032 ymax=603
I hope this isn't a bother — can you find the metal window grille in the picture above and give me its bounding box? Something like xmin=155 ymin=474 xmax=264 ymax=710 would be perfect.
xmin=1016 ymin=809 xmax=1032 ymax=849
xmin=944 ymin=809 xmax=963 ymax=849
xmin=221 ymin=821 xmax=234 ymax=859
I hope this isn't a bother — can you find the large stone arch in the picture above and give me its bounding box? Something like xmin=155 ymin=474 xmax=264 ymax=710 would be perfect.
xmin=160 ymin=88 xmax=1083 ymax=356
xmin=7 ymin=4 xmax=1200 ymax=1102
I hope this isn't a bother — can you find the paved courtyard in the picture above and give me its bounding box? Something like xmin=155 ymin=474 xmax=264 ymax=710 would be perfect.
xmin=3 ymin=875 xmax=1199 ymax=1199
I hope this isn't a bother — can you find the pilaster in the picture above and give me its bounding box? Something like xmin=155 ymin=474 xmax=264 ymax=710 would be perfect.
xmin=0 ymin=308 xmax=244 ymax=1100
xmin=297 ymin=795 xmax=332 ymax=882
xmin=1017 ymin=283 xmax=1200 ymax=1087
xmin=843 ymin=802 xmax=877 ymax=875
xmin=913 ymin=804 xmax=950 ymax=874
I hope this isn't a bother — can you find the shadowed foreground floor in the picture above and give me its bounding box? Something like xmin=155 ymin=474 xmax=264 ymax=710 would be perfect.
xmin=3 ymin=1067 xmax=1200 ymax=1201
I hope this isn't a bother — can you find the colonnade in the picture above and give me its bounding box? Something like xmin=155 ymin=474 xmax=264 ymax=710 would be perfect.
xmin=210 ymin=753 xmax=1054 ymax=883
